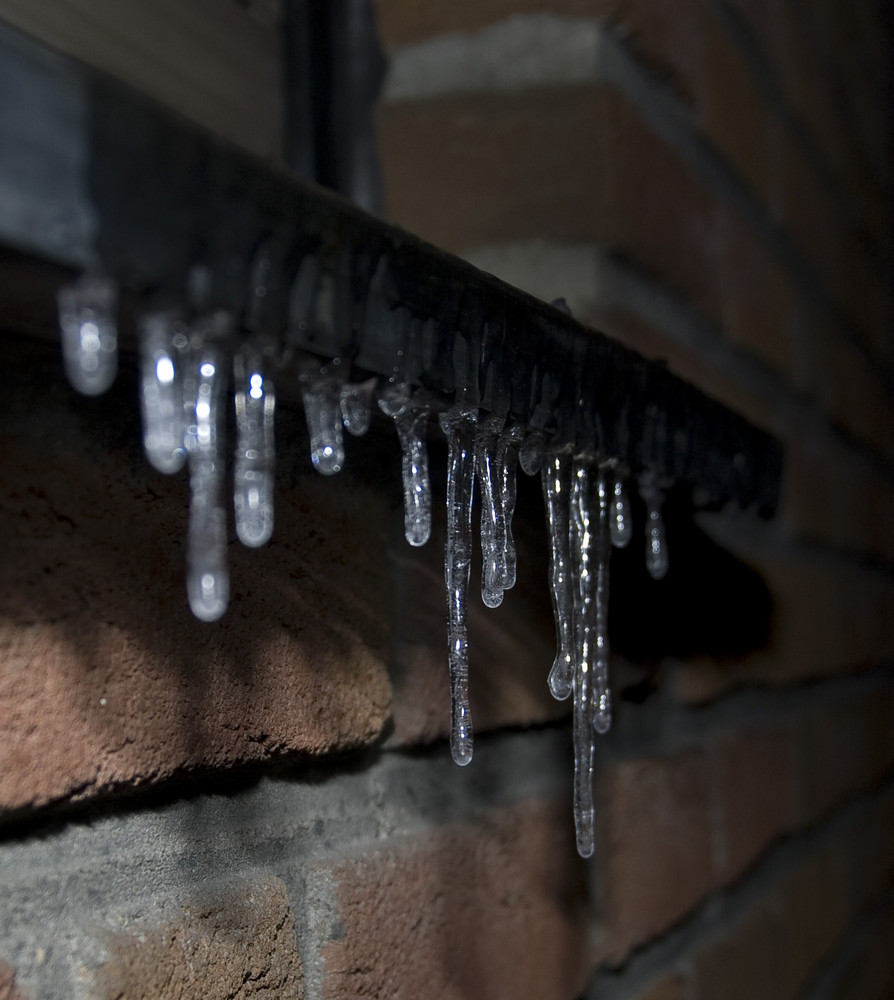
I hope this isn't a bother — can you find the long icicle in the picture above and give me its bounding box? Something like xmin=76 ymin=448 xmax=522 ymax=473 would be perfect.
xmin=593 ymin=467 xmax=612 ymax=735
xmin=439 ymin=402 xmax=478 ymax=766
xmin=379 ymin=383 xmax=432 ymax=547
xmin=475 ymin=412 xmax=506 ymax=609
xmin=233 ymin=346 xmax=275 ymax=547
xmin=496 ymin=423 xmax=524 ymax=591
xmin=542 ymin=451 xmax=575 ymax=701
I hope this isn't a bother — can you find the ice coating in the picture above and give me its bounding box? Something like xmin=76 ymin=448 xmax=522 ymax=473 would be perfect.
xmin=340 ymin=378 xmax=376 ymax=436
xmin=233 ymin=348 xmax=275 ymax=547
xmin=58 ymin=274 xmax=118 ymax=396
xmin=379 ymin=382 xmax=431 ymax=547
xmin=300 ymin=373 xmax=344 ymax=475
xmin=185 ymin=339 xmax=229 ymax=622
xmin=138 ymin=310 xmax=188 ymax=474
xmin=542 ymin=452 xmax=575 ymax=701
xmin=592 ymin=469 xmax=612 ymax=734
xmin=475 ymin=412 xmax=506 ymax=609
xmin=641 ymin=478 xmax=670 ymax=580
xmin=496 ymin=423 xmax=524 ymax=591
xmin=610 ymin=474 xmax=633 ymax=549
xmin=439 ymin=401 xmax=479 ymax=766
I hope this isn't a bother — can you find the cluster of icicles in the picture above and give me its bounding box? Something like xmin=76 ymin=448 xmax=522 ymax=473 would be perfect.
xmin=58 ymin=273 xmax=670 ymax=858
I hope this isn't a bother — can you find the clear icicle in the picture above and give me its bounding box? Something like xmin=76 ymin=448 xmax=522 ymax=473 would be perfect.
xmin=379 ymin=383 xmax=431 ymax=547
xmin=519 ymin=430 xmax=546 ymax=476
xmin=592 ymin=469 xmax=612 ymax=735
xmin=139 ymin=310 xmax=187 ymax=474
xmin=496 ymin=424 xmax=524 ymax=591
xmin=610 ymin=474 xmax=633 ymax=549
xmin=300 ymin=373 xmax=344 ymax=475
xmin=475 ymin=413 xmax=506 ymax=609
xmin=439 ymin=401 xmax=478 ymax=766
xmin=641 ymin=477 xmax=669 ymax=580
xmin=542 ymin=452 xmax=575 ymax=701
xmin=233 ymin=348 xmax=275 ymax=548
xmin=340 ymin=378 xmax=376 ymax=436
xmin=58 ymin=274 xmax=118 ymax=396
xmin=185 ymin=339 xmax=229 ymax=622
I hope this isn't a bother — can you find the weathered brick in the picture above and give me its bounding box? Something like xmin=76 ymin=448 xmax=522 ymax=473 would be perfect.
xmin=316 ymin=800 xmax=589 ymax=1000
xmin=0 ymin=961 xmax=28 ymax=1000
xmin=594 ymin=749 xmax=716 ymax=962
xmin=93 ymin=876 xmax=303 ymax=999
xmin=692 ymin=901 xmax=782 ymax=1000
xmin=839 ymin=786 xmax=894 ymax=915
xmin=714 ymin=722 xmax=799 ymax=883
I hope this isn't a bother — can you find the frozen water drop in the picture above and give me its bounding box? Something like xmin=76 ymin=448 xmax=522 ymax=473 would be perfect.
xmin=233 ymin=348 xmax=275 ymax=547
xmin=379 ymin=383 xmax=431 ymax=547
xmin=139 ymin=309 xmax=187 ymax=474
xmin=542 ymin=452 xmax=574 ymax=701
xmin=475 ymin=412 xmax=506 ymax=609
xmin=58 ymin=274 xmax=118 ymax=396
xmin=610 ymin=474 xmax=633 ymax=549
xmin=340 ymin=378 xmax=376 ymax=436
xmin=301 ymin=373 xmax=344 ymax=475
xmin=641 ymin=477 xmax=669 ymax=580
xmin=496 ymin=423 xmax=524 ymax=591
xmin=439 ymin=401 xmax=479 ymax=766
xmin=185 ymin=340 xmax=229 ymax=622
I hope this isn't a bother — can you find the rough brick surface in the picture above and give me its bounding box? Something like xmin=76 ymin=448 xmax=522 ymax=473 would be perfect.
xmin=316 ymin=800 xmax=589 ymax=1000
xmin=93 ymin=876 xmax=304 ymax=999
xmin=693 ymin=903 xmax=782 ymax=1000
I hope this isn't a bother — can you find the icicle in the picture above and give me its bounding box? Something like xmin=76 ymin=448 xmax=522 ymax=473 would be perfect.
xmin=57 ymin=274 xmax=118 ymax=396
xmin=592 ymin=468 xmax=612 ymax=735
xmin=475 ymin=412 xmax=506 ymax=609
xmin=138 ymin=309 xmax=188 ymax=474
xmin=300 ymin=373 xmax=344 ymax=475
xmin=340 ymin=378 xmax=376 ymax=436
xmin=379 ymin=383 xmax=432 ymax=547
xmin=641 ymin=477 xmax=669 ymax=580
xmin=542 ymin=451 xmax=575 ymax=701
xmin=519 ymin=430 xmax=546 ymax=476
xmin=610 ymin=473 xmax=633 ymax=549
xmin=233 ymin=348 xmax=275 ymax=548
xmin=439 ymin=401 xmax=478 ymax=766
xmin=185 ymin=335 xmax=229 ymax=622
xmin=495 ymin=423 xmax=524 ymax=591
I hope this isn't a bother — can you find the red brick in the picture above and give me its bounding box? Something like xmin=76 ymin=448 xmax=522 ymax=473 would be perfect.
xmin=0 ymin=961 xmax=28 ymax=1000
xmin=595 ymin=749 xmax=716 ymax=962
xmin=316 ymin=800 xmax=589 ymax=1000
xmin=714 ymin=723 xmax=799 ymax=883
xmin=692 ymin=902 xmax=782 ymax=1000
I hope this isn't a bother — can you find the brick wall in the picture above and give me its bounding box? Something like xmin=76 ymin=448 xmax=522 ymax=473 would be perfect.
xmin=1 ymin=1 xmax=894 ymax=998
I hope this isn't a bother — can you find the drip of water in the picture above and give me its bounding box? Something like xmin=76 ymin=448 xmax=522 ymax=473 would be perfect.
xmin=58 ymin=274 xmax=119 ymax=396
xmin=138 ymin=309 xmax=188 ymax=474
xmin=519 ymin=430 xmax=546 ymax=475
xmin=340 ymin=378 xmax=377 ymax=436
xmin=439 ymin=401 xmax=479 ymax=766
xmin=185 ymin=336 xmax=229 ymax=622
xmin=641 ymin=478 xmax=669 ymax=580
xmin=233 ymin=348 xmax=275 ymax=547
xmin=542 ymin=452 xmax=574 ymax=701
xmin=496 ymin=423 xmax=524 ymax=591
xmin=592 ymin=469 xmax=612 ymax=735
xmin=300 ymin=373 xmax=345 ymax=475
xmin=379 ymin=382 xmax=432 ymax=547
xmin=475 ymin=412 xmax=507 ymax=609
xmin=610 ymin=474 xmax=633 ymax=549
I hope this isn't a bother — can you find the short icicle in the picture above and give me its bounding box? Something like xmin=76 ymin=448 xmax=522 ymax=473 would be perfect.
xmin=592 ymin=468 xmax=612 ymax=735
xmin=300 ymin=372 xmax=345 ymax=475
xmin=495 ymin=424 xmax=524 ymax=591
xmin=439 ymin=401 xmax=479 ymax=766
xmin=641 ymin=476 xmax=670 ymax=580
xmin=233 ymin=347 xmax=275 ymax=547
xmin=474 ymin=413 xmax=506 ymax=609
xmin=339 ymin=378 xmax=377 ymax=436
xmin=542 ymin=451 xmax=575 ymax=701
xmin=58 ymin=273 xmax=119 ymax=396
xmin=185 ymin=329 xmax=230 ymax=622
xmin=379 ymin=382 xmax=431 ymax=547
xmin=610 ymin=473 xmax=633 ymax=549
xmin=138 ymin=309 xmax=188 ymax=474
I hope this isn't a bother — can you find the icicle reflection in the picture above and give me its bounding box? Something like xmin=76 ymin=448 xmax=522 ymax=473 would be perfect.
xmin=610 ymin=475 xmax=633 ymax=549
xmin=233 ymin=348 xmax=275 ymax=547
xmin=58 ymin=274 xmax=118 ymax=396
xmin=439 ymin=401 xmax=479 ymax=766
xmin=641 ymin=477 xmax=669 ymax=580
xmin=379 ymin=382 xmax=431 ymax=547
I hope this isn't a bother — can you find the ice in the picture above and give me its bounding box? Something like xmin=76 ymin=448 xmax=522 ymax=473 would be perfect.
xmin=138 ymin=309 xmax=188 ymax=474
xmin=340 ymin=378 xmax=377 ymax=436
xmin=519 ymin=430 xmax=546 ymax=475
xmin=542 ymin=451 xmax=575 ymax=701
xmin=641 ymin=477 xmax=669 ymax=580
xmin=495 ymin=423 xmax=524 ymax=591
xmin=58 ymin=273 xmax=118 ymax=396
xmin=233 ymin=347 xmax=275 ymax=547
xmin=592 ymin=469 xmax=612 ymax=734
xmin=379 ymin=382 xmax=432 ymax=547
xmin=475 ymin=412 xmax=506 ymax=609
xmin=184 ymin=337 xmax=229 ymax=622
xmin=610 ymin=473 xmax=633 ymax=549
xmin=572 ymin=667 xmax=596 ymax=858
xmin=439 ymin=401 xmax=479 ymax=766
xmin=300 ymin=373 xmax=344 ymax=475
